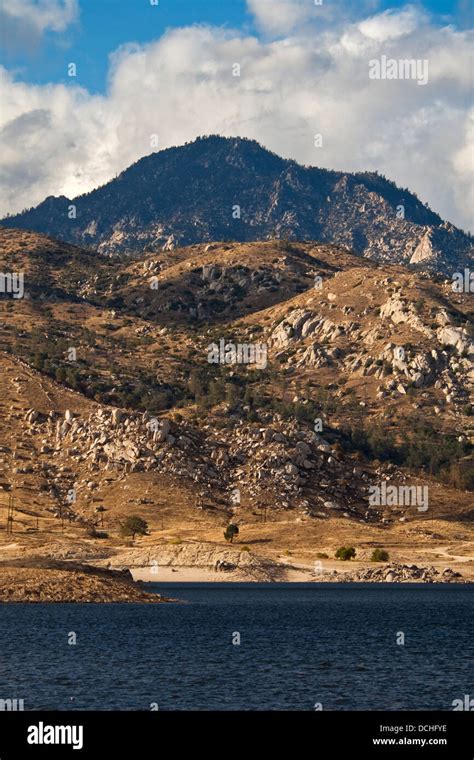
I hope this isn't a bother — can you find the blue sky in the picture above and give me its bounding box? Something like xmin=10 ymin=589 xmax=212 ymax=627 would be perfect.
xmin=3 ymin=0 xmax=249 ymax=91
xmin=1 ymin=0 xmax=470 ymax=93
xmin=0 ymin=0 xmax=472 ymax=230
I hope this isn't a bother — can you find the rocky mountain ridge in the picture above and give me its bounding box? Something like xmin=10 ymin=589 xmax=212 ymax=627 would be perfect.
xmin=3 ymin=136 xmax=472 ymax=276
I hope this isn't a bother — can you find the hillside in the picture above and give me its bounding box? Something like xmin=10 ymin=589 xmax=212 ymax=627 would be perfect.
xmin=3 ymin=136 xmax=472 ymax=276
xmin=0 ymin=228 xmax=472 ymax=584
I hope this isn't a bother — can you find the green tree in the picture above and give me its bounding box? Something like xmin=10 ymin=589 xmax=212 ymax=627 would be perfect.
xmin=224 ymin=524 xmax=239 ymax=543
xmin=120 ymin=515 xmax=149 ymax=541
xmin=335 ymin=546 xmax=356 ymax=561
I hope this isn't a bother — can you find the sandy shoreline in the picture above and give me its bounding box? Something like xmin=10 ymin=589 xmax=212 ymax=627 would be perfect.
xmin=132 ymin=561 xmax=472 ymax=584
xmin=133 ymin=566 xmax=320 ymax=582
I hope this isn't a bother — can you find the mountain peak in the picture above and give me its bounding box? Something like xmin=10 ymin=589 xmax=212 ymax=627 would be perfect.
xmin=2 ymin=136 xmax=472 ymax=274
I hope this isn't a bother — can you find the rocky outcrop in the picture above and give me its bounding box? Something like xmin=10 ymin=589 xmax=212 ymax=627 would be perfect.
xmin=380 ymin=296 xmax=432 ymax=337
xmin=437 ymin=325 xmax=473 ymax=357
xmin=266 ymin=294 xmax=471 ymax=408
xmin=410 ymin=230 xmax=435 ymax=264
xmin=270 ymin=308 xmax=346 ymax=349
xmin=22 ymin=398 xmax=379 ymax=522
xmin=322 ymin=563 xmax=465 ymax=583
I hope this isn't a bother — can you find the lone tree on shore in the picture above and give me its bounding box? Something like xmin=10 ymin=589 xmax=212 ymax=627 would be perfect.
xmin=224 ymin=524 xmax=239 ymax=543
xmin=120 ymin=515 xmax=149 ymax=541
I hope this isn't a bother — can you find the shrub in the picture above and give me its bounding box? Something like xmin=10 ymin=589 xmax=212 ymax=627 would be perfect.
xmin=335 ymin=546 xmax=356 ymax=561
xmin=371 ymin=548 xmax=389 ymax=562
xmin=85 ymin=525 xmax=109 ymax=539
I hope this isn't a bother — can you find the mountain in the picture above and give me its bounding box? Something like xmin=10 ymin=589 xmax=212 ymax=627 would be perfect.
xmin=3 ymin=136 xmax=472 ymax=275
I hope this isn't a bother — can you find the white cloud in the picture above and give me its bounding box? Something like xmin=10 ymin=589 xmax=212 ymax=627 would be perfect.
xmin=248 ymin=0 xmax=382 ymax=36
xmin=0 ymin=4 xmax=472 ymax=232
xmin=247 ymin=0 xmax=317 ymax=36
xmin=358 ymin=6 xmax=423 ymax=41
xmin=0 ymin=0 xmax=79 ymax=55
xmin=1 ymin=0 xmax=78 ymax=33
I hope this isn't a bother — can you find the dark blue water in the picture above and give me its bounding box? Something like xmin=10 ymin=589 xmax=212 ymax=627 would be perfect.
xmin=0 ymin=584 xmax=472 ymax=711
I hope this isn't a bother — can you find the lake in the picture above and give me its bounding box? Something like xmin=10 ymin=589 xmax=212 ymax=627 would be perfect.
xmin=0 ymin=583 xmax=472 ymax=710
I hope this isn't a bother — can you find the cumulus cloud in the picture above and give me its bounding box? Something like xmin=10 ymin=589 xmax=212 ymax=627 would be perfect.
xmin=358 ymin=6 xmax=423 ymax=41
xmin=1 ymin=0 xmax=78 ymax=33
xmin=247 ymin=0 xmax=317 ymax=36
xmin=248 ymin=0 xmax=382 ymax=36
xmin=0 ymin=3 xmax=472 ymax=232
xmin=0 ymin=0 xmax=78 ymax=55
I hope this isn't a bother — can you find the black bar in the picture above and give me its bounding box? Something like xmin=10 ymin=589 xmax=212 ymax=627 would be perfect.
xmin=0 ymin=711 xmax=471 ymax=758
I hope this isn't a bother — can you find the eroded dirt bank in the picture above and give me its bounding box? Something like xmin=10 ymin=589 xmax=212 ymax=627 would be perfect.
xmin=0 ymin=559 xmax=170 ymax=602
